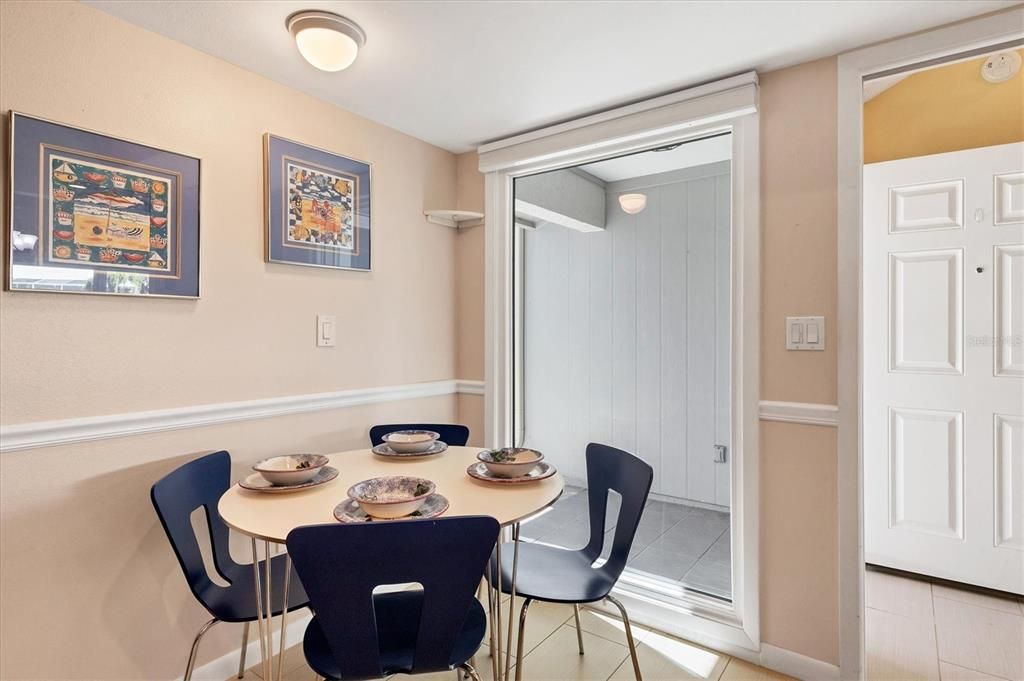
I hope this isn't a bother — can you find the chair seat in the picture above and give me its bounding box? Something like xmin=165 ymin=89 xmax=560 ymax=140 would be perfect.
xmin=303 ymin=590 xmax=487 ymax=681
xmin=490 ymin=541 xmax=617 ymax=604
xmin=198 ymin=552 xmax=309 ymax=623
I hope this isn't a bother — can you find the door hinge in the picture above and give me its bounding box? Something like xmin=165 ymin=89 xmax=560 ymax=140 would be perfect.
xmin=713 ymin=444 xmax=728 ymax=463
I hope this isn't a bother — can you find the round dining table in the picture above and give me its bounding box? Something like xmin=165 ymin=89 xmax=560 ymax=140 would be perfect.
xmin=219 ymin=445 xmax=564 ymax=681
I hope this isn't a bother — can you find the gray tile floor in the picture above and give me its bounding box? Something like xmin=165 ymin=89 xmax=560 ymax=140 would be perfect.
xmin=520 ymin=486 xmax=732 ymax=601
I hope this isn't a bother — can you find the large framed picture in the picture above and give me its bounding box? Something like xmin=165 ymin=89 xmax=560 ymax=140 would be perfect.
xmin=6 ymin=112 xmax=200 ymax=298
xmin=264 ymin=134 xmax=371 ymax=271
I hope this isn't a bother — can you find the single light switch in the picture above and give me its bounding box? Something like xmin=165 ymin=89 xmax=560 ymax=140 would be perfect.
xmin=317 ymin=314 xmax=336 ymax=347
xmin=806 ymin=322 xmax=819 ymax=344
xmin=786 ymin=316 xmax=825 ymax=351
xmin=789 ymin=321 xmax=804 ymax=345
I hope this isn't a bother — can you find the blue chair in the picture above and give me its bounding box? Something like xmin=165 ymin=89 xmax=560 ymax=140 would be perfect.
xmin=286 ymin=516 xmax=499 ymax=681
xmin=490 ymin=443 xmax=653 ymax=681
xmin=151 ymin=451 xmax=309 ymax=680
xmin=368 ymin=423 xmax=470 ymax=447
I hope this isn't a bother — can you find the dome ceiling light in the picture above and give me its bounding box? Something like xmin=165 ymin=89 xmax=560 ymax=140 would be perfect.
xmin=287 ymin=10 xmax=366 ymax=72
xmin=618 ymin=193 xmax=647 ymax=215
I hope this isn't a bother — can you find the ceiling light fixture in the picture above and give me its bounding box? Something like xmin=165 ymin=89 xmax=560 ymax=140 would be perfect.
xmin=287 ymin=10 xmax=366 ymax=72
xmin=619 ymin=193 xmax=647 ymax=215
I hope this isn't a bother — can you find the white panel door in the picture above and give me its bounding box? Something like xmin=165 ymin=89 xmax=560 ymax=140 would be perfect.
xmin=865 ymin=142 xmax=1024 ymax=594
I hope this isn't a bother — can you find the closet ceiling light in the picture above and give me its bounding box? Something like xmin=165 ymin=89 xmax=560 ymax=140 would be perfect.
xmin=619 ymin=193 xmax=647 ymax=215
xmin=287 ymin=11 xmax=366 ymax=72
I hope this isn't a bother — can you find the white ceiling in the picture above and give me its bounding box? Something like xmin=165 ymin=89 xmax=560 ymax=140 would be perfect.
xmin=85 ymin=0 xmax=1015 ymax=153
xmin=581 ymin=134 xmax=732 ymax=182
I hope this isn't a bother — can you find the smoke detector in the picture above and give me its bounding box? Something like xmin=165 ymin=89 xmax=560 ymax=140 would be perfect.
xmin=981 ymin=51 xmax=1021 ymax=83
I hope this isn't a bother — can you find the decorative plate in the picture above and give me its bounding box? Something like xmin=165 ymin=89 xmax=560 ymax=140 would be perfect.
xmin=333 ymin=493 xmax=450 ymax=523
xmin=238 ymin=466 xmax=339 ymax=493
xmin=466 ymin=461 xmax=557 ymax=484
xmin=372 ymin=441 xmax=448 ymax=458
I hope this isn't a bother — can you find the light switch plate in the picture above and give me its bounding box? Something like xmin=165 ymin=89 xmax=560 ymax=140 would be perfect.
xmin=317 ymin=314 xmax=336 ymax=347
xmin=786 ymin=316 xmax=825 ymax=351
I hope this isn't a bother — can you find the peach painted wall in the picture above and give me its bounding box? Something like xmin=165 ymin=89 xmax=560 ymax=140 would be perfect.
xmin=758 ymin=57 xmax=839 ymax=664
xmin=453 ymin=58 xmax=842 ymax=665
xmin=0 ymin=1 xmax=462 ymax=678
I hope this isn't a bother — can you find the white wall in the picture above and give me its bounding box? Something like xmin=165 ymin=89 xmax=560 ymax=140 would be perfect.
xmin=521 ymin=161 xmax=731 ymax=506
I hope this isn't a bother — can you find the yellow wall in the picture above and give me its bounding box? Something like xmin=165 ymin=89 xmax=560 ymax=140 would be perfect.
xmin=864 ymin=49 xmax=1024 ymax=163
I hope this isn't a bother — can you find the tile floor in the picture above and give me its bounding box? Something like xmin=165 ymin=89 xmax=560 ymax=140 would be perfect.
xmin=520 ymin=486 xmax=732 ymax=601
xmin=865 ymin=567 xmax=1024 ymax=680
xmin=230 ymin=596 xmax=794 ymax=681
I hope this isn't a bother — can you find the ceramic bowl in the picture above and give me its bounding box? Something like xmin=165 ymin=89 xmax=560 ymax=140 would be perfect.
xmin=382 ymin=430 xmax=440 ymax=453
xmin=252 ymin=453 xmax=330 ymax=486
xmin=347 ymin=476 xmax=436 ymax=519
xmin=476 ymin=448 xmax=544 ymax=478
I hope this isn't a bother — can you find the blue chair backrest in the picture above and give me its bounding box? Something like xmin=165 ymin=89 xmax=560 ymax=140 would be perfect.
xmin=151 ymin=451 xmax=235 ymax=600
xmin=582 ymin=443 xmax=654 ymax=576
xmin=368 ymin=423 xmax=470 ymax=447
xmin=287 ymin=516 xmax=499 ymax=679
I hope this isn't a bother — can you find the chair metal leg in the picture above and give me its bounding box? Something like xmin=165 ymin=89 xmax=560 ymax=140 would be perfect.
xmin=459 ymin=662 xmax=483 ymax=681
xmin=183 ymin=617 xmax=219 ymax=681
xmin=605 ymin=595 xmax=642 ymax=681
xmin=237 ymin=621 xmax=250 ymax=678
xmin=572 ymin=604 xmax=585 ymax=655
xmin=513 ymin=598 xmax=533 ymax=681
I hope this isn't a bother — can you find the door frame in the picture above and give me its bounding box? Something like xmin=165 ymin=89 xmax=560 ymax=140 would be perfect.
xmin=837 ymin=7 xmax=1024 ymax=679
xmin=478 ymin=72 xmax=762 ymax=655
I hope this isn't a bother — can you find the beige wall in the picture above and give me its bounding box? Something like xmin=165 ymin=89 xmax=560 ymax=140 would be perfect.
xmin=0 ymin=1 xmax=463 ymax=678
xmin=0 ymin=1 xmax=459 ymax=425
xmin=451 ymin=58 xmax=842 ymax=665
xmin=454 ymin=153 xmax=486 ymax=441
xmin=758 ymin=57 xmax=839 ymax=664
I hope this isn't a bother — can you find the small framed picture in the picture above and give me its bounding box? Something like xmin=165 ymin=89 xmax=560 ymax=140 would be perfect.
xmin=6 ymin=112 xmax=201 ymax=298
xmin=264 ymin=134 xmax=371 ymax=272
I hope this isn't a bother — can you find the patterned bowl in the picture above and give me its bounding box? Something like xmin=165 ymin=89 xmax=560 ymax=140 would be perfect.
xmin=347 ymin=476 xmax=436 ymax=519
xmin=253 ymin=453 xmax=329 ymax=485
xmin=477 ymin=448 xmax=544 ymax=478
xmin=382 ymin=430 xmax=440 ymax=453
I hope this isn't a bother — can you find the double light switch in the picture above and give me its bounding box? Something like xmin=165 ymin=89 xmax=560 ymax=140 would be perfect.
xmin=786 ymin=316 xmax=825 ymax=351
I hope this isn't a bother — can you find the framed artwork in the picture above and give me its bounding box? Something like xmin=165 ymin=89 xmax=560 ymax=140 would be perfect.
xmin=6 ymin=112 xmax=200 ymax=298
xmin=264 ymin=133 xmax=371 ymax=271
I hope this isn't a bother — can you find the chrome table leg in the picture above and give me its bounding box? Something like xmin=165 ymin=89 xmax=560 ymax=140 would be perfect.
xmin=503 ymin=523 xmax=520 ymax=681
xmin=494 ymin=535 xmax=503 ymax=680
xmin=276 ymin=553 xmax=292 ymax=681
xmin=263 ymin=540 xmax=274 ymax=680
xmin=250 ymin=539 xmax=270 ymax=680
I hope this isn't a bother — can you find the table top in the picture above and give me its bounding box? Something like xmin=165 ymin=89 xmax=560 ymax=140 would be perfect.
xmin=219 ymin=446 xmax=565 ymax=542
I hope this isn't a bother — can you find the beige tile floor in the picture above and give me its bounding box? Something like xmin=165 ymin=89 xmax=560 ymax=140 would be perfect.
xmin=865 ymin=568 xmax=1024 ymax=681
xmin=231 ymin=570 xmax=1024 ymax=681
xmin=229 ymin=597 xmax=794 ymax=681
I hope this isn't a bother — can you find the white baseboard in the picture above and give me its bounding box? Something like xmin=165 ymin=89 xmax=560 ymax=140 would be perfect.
xmin=185 ymin=613 xmax=312 ymax=681
xmin=760 ymin=643 xmax=841 ymax=681
xmin=0 ymin=379 xmax=486 ymax=453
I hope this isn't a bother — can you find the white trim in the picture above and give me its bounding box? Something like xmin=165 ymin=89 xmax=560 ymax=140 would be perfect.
xmin=837 ymin=8 xmax=1024 ymax=680
xmin=478 ymin=73 xmax=757 ymax=175
xmin=0 ymin=379 xmax=487 ymax=453
xmin=758 ymin=400 xmax=839 ymax=427
xmin=480 ymin=75 xmax=761 ymax=656
xmin=760 ymin=643 xmax=841 ymax=681
xmin=182 ymin=613 xmax=312 ymax=681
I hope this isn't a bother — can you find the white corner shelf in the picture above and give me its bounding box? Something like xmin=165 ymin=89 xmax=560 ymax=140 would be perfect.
xmin=424 ymin=209 xmax=484 ymax=229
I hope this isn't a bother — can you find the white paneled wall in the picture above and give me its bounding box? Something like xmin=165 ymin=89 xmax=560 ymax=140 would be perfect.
xmin=521 ymin=161 xmax=731 ymax=507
